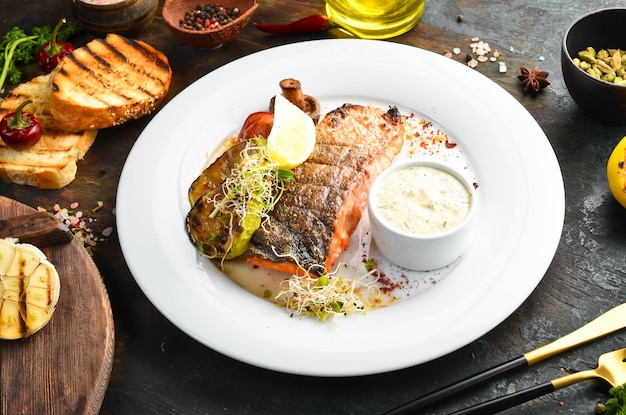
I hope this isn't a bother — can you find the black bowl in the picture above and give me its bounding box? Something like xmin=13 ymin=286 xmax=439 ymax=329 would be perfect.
xmin=561 ymin=8 xmax=626 ymax=125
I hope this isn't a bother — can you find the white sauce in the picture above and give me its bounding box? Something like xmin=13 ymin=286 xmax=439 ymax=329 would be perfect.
xmin=375 ymin=165 xmax=471 ymax=235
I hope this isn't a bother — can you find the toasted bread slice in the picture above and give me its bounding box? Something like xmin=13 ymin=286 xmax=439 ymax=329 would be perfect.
xmin=0 ymin=129 xmax=97 ymax=189
xmin=48 ymin=33 xmax=172 ymax=132
xmin=0 ymin=73 xmax=97 ymax=189
xmin=0 ymin=73 xmax=66 ymax=133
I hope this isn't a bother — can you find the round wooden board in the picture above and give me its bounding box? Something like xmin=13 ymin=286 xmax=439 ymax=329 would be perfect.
xmin=0 ymin=196 xmax=114 ymax=415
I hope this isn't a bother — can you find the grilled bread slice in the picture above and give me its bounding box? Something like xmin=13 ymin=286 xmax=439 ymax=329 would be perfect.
xmin=0 ymin=238 xmax=61 ymax=340
xmin=0 ymin=73 xmax=66 ymax=133
xmin=48 ymin=33 xmax=172 ymax=132
xmin=0 ymin=128 xmax=97 ymax=189
xmin=0 ymin=75 xmax=98 ymax=189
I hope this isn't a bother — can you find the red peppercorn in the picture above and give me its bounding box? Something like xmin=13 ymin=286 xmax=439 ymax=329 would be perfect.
xmin=179 ymin=3 xmax=240 ymax=31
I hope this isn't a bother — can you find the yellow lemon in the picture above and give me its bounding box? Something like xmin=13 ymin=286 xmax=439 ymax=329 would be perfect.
xmin=607 ymin=135 xmax=626 ymax=208
xmin=267 ymin=94 xmax=316 ymax=169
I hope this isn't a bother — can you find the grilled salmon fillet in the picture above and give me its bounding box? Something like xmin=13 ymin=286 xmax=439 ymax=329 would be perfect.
xmin=48 ymin=33 xmax=172 ymax=132
xmin=247 ymin=104 xmax=404 ymax=275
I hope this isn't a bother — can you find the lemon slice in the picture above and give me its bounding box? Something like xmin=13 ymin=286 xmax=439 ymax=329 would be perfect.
xmin=267 ymin=94 xmax=316 ymax=169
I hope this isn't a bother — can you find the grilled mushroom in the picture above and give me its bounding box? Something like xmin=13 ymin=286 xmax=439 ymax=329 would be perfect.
xmin=269 ymin=78 xmax=321 ymax=124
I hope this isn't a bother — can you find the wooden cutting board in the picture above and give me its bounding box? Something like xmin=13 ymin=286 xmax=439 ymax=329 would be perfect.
xmin=0 ymin=196 xmax=114 ymax=415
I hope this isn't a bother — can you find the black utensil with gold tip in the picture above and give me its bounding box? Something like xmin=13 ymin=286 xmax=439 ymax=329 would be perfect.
xmin=384 ymin=303 xmax=626 ymax=414
xmin=448 ymin=347 xmax=626 ymax=414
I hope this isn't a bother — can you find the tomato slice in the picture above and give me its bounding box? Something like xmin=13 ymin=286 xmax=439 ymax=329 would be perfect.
xmin=237 ymin=111 xmax=274 ymax=141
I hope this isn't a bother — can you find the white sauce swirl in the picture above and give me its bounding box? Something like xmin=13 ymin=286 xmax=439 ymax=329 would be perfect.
xmin=375 ymin=165 xmax=471 ymax=235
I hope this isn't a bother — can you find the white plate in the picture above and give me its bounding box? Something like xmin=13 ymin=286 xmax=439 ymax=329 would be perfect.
xmin=117 ymin=39 xmax=564 ymax=376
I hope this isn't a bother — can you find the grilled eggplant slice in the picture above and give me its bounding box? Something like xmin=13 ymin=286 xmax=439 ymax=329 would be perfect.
xmin=186 ymin=140 xmax=265 ymax=261
xmin=188 ymin=141 xmax=247 ymax=206
xmin=186 ymin=189 xmax=261 ymax=260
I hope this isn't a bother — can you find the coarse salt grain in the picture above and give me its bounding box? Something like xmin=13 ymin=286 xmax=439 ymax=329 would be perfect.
xmin=40 ymin=201 xmax=114 ymax=255
xmin=471 ymin=41 xmax=491 ymax=56
xmin=446 ymin=37 xmax=503 ymax=70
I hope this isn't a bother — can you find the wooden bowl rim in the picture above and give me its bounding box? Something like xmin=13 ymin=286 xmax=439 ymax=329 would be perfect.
xmin=162 ymin=0 xmax=258 ymax=35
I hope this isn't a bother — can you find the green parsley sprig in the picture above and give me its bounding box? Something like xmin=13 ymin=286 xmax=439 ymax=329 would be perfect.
xmin=605 ymin=384 xmax=626 ymax=415
xmin=0 ymin=22 xmax=77 ymax=94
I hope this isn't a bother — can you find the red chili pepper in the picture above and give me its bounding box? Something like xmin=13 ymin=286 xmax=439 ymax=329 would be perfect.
xmin=254 ymin=15 xmax=338 ymax=35
xmin=36 ymin=18 xmax=75 ymax=73
xmin=0 ymin=100 xmax=43 ymax=151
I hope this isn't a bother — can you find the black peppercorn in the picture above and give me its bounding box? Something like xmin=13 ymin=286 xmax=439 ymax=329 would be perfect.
xmin=179 ymin=3 xmax=241 ymax=31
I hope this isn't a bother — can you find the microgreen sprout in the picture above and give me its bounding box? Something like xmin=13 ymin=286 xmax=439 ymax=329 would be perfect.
xmin=200 ymin=138 xmax=293 ymax=262
xmin=364 ymin=258 xmax=378 ymax=272
xmin=210 ymin=138 xmax=290 ymax=225
xmin=273 ymin=250 xmax=381 ymax=323
xmin=275 ymin=268 xmax=379 ymax=322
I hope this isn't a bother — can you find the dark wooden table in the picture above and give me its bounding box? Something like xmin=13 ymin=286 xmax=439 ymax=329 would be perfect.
xmin=2 ymin=1 xmax=626 ymax=414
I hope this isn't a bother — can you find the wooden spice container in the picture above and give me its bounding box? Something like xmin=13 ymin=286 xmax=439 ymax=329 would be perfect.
xmin=71 ymin=0 xmax=158 ymax=36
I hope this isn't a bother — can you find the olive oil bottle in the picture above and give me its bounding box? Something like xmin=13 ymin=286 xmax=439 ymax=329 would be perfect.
xmin=325 ymin=0 xmax=425 ymax=39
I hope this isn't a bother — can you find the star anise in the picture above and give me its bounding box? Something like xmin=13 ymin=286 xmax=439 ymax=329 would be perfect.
xmin=518 ymin=65 xmax=550 ymax=93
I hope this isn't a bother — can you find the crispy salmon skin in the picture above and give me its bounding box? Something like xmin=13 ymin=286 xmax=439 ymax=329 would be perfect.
xmin=247 ymin=104 xmax=404 ymax=275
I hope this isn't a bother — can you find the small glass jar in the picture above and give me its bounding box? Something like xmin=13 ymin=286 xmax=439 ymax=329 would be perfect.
xmin=71 ymin=0 xmax=158 ymax=36
xmin=325 ymin=0 xmax=424 ymax=39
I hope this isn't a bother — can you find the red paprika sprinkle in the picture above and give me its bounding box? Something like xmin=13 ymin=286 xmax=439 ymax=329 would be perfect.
xmin=254 ymin=15 xmax=338 ymax=35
